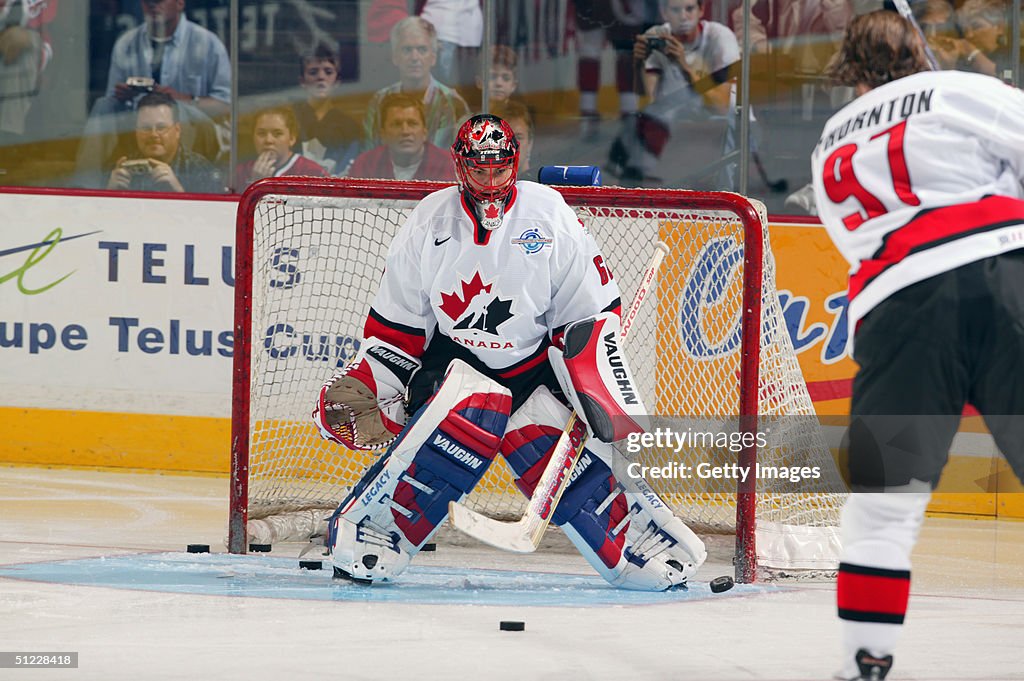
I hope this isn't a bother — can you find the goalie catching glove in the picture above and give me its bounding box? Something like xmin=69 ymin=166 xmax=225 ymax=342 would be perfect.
xmin=549 ymin=312 xmax=648 ymax=442
xmin=313 ymin=338 xmax=421 ymax=450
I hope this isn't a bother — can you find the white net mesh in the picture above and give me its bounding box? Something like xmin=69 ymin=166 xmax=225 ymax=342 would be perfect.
xmin=236 ymin=181 xmax=845 ymax=573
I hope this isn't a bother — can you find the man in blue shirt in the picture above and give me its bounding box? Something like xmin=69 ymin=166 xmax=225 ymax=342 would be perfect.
xmin=75 ymin=0 xmax=230 ymax=188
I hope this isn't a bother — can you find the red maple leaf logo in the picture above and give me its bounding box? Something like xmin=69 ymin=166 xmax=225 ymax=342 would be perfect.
xmin=439 ymin=272 xmax=492 ymax=321
xmin=484 ymin=203 xmax=500 ymax=219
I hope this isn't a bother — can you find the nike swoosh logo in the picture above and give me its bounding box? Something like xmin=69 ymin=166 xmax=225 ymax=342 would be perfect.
xmin=434 ymin=237 xmax=451 ymax=246
xmin=0 ymin=230 xmax=102 ymax=259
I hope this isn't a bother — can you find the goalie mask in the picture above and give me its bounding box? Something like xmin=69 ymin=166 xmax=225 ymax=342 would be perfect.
xmin=451 ymin=114 xmax=520 ymax=230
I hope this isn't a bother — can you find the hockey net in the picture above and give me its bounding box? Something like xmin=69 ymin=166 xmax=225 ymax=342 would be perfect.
xmin=230 ymin=178 xmax=845 ymax=580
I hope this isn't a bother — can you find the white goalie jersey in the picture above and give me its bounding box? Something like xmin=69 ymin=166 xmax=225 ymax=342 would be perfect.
xmin=810 ymin=70 xmax=1024 ymax=335
xmin=363 ymin=181 xmax=622 ymax=378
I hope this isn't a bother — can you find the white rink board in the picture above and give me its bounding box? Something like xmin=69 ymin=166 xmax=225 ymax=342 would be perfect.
xmin=0 ymin=193 xmax=237 ymax=417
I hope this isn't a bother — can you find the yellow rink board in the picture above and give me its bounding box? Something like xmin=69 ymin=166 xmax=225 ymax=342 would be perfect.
xmin=2 ymin=405 xmax=1021 ymax=519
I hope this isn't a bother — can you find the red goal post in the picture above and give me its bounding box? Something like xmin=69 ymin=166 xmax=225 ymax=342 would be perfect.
xmin=230 ymin=177 xmax=845 ymax=582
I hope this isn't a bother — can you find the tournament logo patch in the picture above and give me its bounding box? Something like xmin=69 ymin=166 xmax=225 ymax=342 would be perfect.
xmin=511 ymin=229 xmax=552 ymax=254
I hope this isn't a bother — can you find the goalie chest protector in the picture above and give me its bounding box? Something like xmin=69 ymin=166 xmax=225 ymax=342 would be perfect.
xmin=368 ymin=181 xmax=622 ymax=374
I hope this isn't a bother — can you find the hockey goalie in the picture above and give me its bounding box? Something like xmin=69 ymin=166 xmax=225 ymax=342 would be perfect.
xmin=311 ymin=114 xmax=706 ymax=590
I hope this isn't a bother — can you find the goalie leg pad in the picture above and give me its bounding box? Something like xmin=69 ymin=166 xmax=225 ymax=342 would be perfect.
xmin=502 ymin=388 xmax=707 ymax=591
xmin=548 ymin=312 xmax=648 ymax=443
xmin=330 ymin=359 xmax=512 ymax=582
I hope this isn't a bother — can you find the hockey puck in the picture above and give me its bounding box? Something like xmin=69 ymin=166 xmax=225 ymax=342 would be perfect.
xmin=249 ymin=543 xmax=272 ymax=553
xmin=499 ymin=621 xmax=525 ymax=632
xmin=299 ymin=560 xmax=323 ymax=570
xmin=421 ymin=543 xmax=437 ymax=552
xmin=710 ymin=575 xmax=735 ymax=593
xmin=186 ymin=544 xmax=210 ymax=553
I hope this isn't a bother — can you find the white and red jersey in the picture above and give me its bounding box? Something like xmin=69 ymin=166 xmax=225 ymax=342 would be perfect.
xmin=364 ymin=181 xmax=621 ymax=380
xmin=645 ymin=21 xmax=739 ymax=99
xmin=811 ymin=70 xmax=1024 ymax=335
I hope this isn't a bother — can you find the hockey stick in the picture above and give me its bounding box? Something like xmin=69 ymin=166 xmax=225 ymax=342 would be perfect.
xmin=890 ymin=0 xmax=940 ymax=70
xmin=448 ymin=242 xmax=671 ymax=553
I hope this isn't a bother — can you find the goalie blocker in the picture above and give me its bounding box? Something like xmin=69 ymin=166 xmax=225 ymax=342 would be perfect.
xmin=549 ymin=312 xmax=648 ymax=442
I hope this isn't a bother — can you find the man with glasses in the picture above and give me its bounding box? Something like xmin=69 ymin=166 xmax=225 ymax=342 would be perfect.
xmin=107 ymin=92 xmax=222 ymax=193
xmin=76 ymin=0 xmax=230 ymax=187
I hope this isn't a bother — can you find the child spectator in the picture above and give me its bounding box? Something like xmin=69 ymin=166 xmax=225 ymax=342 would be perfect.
xmin=235 ymin=107 xmax=328 ymax=190
xmin=477 ymin=45 xmax=519 ymax=108
xmin=492 ymin=100 xmax=533 ymax=179
xmin=293 ymin=46 xmax=360 ymax=175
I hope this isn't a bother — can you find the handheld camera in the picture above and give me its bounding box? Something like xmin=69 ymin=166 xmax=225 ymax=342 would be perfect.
xmin=126 ymin=76 xmax=155 ymax=93
xmin=121 ymin=159 xmax=152 ymax=175
xmin=646 ymin=37 xmax=667 ymax=55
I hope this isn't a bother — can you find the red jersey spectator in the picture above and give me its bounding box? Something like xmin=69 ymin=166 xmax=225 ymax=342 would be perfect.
xmin=235 ymin=106 xmax=328 ymax=190
xmin=347 ymin=92 xmax=454 ymax=181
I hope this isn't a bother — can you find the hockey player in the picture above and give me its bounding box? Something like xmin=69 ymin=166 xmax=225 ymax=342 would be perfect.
xmin=810 ymin=11 xmax=1024 ymax=680
xmin=312 ymin=113 xmax=706 ymax=590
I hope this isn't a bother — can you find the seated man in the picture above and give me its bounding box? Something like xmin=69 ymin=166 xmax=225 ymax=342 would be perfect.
xmin=234 ymin=106 xmax=328 ymax=191
xmin=346 ymin=93 xmax=454 ymax=181
xmin=608 ymin=0 xmax=741 ymax=188
xmin=106 ymin=92 xmax=222 ymax=193
xmin=293 ymin=46 xmax=360 ymax=175
xmin=363 ymin=16 xmax=469 ymax=151
xmin=75 ymin=0 xmax=230 ymax=188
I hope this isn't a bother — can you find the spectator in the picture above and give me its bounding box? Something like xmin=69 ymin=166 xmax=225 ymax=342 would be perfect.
xmin=235 ymin=107 xmax=329 ymax=190
xmin=474 ymin=44 xmax=520 ymax=109
xmin=608 ymin=0 xmax=741 ymax=186
xmin=418 ymin=0 xmax=482 ymax=89
xmin=915 ymin=0 xmax=956 ymax=37
xmin=574 ymin=1 xmax=648 ymax=139
xmin=75 ymin=0 xmax=230 ymax=188
xmin=347 ymin=92 xmax=454 ymax=182
xmin=0 ymin=0 xmax=57 ymax=168
xmin=954 ymin=0 xmax=1007 ymax=77
xmin=363 ymin=16 xmax=470 ymax=151
xmin=293 ymin=46 xmax=360 ymax=175
xmin=493 ymin=100 xmax=533 ymax=178
xmin=911 ymin=0 xmax=960 ymax=68
xmin=106 ymin=92 xmax=222 ymax=193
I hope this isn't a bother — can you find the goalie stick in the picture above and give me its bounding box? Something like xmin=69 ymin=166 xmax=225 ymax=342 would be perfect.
xmin=448 ymin=242 xmax=670 ymax=553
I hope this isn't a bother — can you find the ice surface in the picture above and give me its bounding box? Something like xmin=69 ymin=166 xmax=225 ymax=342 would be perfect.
xmin=1 ymin=467 xmax=1022 ymax=681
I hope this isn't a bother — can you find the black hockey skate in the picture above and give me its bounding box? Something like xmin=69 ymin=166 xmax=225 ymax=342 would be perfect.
xmin=833 ymin=649 xmax=893 ymax=680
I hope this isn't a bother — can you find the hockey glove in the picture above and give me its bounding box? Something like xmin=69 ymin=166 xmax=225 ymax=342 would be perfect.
xmin=313 ymin=338 xmax=421 ymax=450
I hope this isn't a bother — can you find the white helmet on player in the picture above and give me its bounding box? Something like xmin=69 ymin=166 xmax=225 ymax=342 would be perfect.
xmin=451 ymin=114 xmax=520 ymax=230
